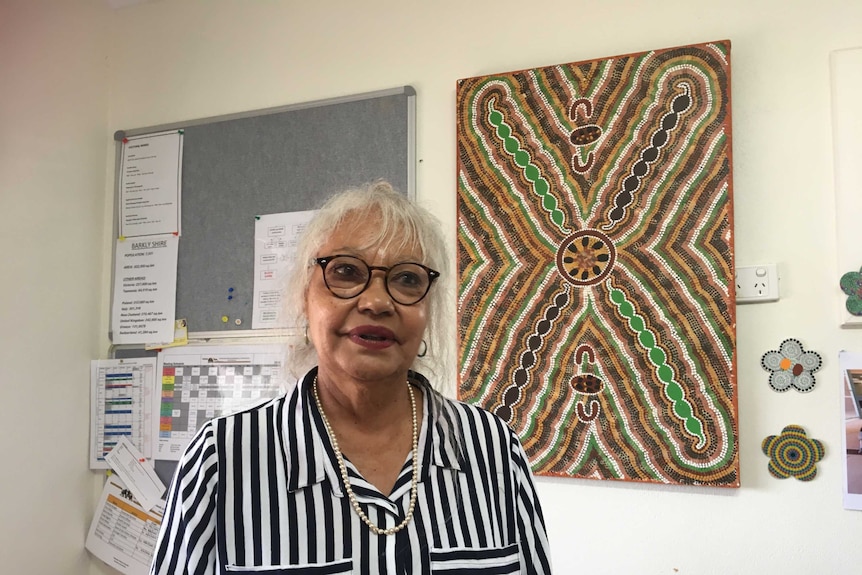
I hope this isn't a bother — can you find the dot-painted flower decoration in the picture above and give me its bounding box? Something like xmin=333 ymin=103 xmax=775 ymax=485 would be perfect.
xmin=840 ymin=267 xmax=862 ymax=316
xmin=760 ymin=338 xmax=822 ymax=392
xmin=761 ymin=425 xmax=824 ymax=481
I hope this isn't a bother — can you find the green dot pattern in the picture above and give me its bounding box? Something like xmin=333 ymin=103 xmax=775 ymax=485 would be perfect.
xmin=487 ymin=101 xmax=566 ymax=230
xmin=610 ymin=287 xmax=707 ymax=447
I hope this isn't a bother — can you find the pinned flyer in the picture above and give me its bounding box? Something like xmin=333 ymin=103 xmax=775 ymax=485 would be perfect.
xmin=105 ymin=436 xmax=166 ymax=513
xmin=252 ymin=210 xmax=316 ymax=328
xmin=90 ymin=357 xmax=156 ymax=469
xmin=111 ymin=234 xmax=179 ymax=345
xmin=86 ymin=475 xmax=164 ymax=575
xmin=119 ymin=130 xmax=183 ymax=238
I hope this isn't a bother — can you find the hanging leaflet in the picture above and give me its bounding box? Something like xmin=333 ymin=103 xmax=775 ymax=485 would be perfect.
xmin=111 ymin=235 xmax=179 ymax=345
xmin=90 ymin=358 xmax=156 ymax=469
xmin=119 ymin=131 xmax=183 ymax=238
xmin=86 ymin=476 xmax=164 ymax=575
xmin=105 ymin=436 xmax=166 ymax=514
xmin=252 ymin=210 xmax=316 ymax=329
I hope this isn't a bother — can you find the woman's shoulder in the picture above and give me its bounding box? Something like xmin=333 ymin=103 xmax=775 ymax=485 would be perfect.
xmin=412 ymin=371 xmax=516 ymax=438
xmin=453 ymin=397 xmax=518 ymax=438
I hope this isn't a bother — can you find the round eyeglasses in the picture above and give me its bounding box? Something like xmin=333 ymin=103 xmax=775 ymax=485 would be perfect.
xmin=313 ymin=255 xmax=440 ymax=306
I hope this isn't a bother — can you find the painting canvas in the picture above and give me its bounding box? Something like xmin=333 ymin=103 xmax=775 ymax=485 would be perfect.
xmin=456 ymin=40 xmax=738 ymax=486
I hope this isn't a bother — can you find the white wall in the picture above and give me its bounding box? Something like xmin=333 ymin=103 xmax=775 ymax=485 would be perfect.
xmin=5 ymin=0 xmax=862 ymax=573
xmin=0 ymin=1 xmax=110 ymax=574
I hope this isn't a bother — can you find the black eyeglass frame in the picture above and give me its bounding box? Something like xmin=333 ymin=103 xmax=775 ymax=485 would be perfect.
xmin=313 ymin=255 xmax=440 ymax=305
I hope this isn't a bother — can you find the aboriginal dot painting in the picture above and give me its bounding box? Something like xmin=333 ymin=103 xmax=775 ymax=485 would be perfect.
xmin=456 ymin=40 xmax=738 ymax=486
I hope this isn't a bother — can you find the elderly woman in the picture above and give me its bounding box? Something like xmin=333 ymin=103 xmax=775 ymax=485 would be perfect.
xmin=151 ymin=181 xmax=553 ymax=574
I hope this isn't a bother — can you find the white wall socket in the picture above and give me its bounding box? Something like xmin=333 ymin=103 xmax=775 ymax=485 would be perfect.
xmin=735 ymin=264 xmax=779 ymax=304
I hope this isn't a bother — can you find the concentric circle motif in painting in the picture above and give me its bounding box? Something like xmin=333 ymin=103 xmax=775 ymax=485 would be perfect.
xmin=456 ymin=40 xmax=738 ymax=486
xmin=556 ymin=230 xmax=616 ymax=286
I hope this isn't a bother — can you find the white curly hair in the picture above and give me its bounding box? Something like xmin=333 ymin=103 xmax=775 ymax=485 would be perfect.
xmin=283 ymin=180 xmax=451 ymax=385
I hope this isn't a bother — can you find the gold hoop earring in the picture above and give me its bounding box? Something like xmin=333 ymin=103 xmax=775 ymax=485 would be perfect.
xmin=304 ymin=325 xmax=309 ymax=345
xmin=417 ymin=339 xmax=427 ymax=358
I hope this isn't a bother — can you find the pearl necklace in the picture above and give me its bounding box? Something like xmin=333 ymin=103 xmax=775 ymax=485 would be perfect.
xmin=312 ymin=376 xmax=419 ymax=536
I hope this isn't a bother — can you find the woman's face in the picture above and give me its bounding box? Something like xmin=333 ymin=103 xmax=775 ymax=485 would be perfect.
xmin=305 ymin=214 xmax=429 ymax=386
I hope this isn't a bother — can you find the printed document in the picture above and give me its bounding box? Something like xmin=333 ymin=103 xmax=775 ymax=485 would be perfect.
xmin=86 ymin=476 xmax=164 ymax=575
xmin=90 ymin=358 xmax=156 ymax=469
xmin=105 ymin=436 xmax=166 ymax=513
xmin=111 ymin=234 xmax=179 ymax=345
xmin=252 ymin=210 xmax=316 ymax=329
xmin=119 ymin=131 xmax=183 ymax=238
xmin=154 ymin=344 xmax=287 ymax=460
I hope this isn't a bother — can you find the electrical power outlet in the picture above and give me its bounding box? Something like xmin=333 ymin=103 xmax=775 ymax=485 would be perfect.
xmin=735 ymin=264 xmax=779 ymax=304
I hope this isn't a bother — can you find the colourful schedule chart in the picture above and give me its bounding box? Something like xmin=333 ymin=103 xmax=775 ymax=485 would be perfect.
xmin=154 ymin=344 xmax=286 ymax=460
xmin=90 ymin=358 xmax=157 ymax=469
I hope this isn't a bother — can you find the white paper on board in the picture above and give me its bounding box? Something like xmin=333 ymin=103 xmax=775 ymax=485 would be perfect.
xmin=252 ymin=210 xmax=316 ymax=329
xmin=90 ymin=358 xmax=156 ymax=469
xmin=119 ymin=131 xmax=183 ymax=238
xmin=86 ymin=475 xmax=165 ymax=575
xmin=105 ymin=436 xmax=166 ymax=513
xmin=153 ymin=344 xmax=287 ymax=460
xmin=111 ymin=234 xmax=179 ymax=345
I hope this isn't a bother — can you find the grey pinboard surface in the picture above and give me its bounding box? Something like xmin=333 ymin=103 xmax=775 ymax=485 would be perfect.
xmin=117 ymin=88 xmax=414 ymax=335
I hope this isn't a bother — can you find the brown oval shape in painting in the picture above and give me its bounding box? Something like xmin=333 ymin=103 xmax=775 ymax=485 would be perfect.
xmin=571 ymin=374 xmax=604 ymax=395
xmin=570 ymin=124 xmax=602 ymax=146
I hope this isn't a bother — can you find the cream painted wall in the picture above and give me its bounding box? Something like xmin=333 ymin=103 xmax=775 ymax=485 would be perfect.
xmin=6 ymin=0 xmax=859 ymax=573
xmin=105 ymin=0 xmax=862 ymax=575
xmin=101 ymin=1 xmax=862 ymax=573
xmin=0 ymin=1 xmax=110 ymax=574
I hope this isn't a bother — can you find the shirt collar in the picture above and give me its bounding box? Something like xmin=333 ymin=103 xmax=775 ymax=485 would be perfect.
xmin=411 ymin=370 xmax=463 ymax=477
xmin=284 ymin=368 xmax=462 ymax=495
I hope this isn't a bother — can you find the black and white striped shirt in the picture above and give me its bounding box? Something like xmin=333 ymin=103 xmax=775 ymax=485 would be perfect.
xmin=151 ymin=368 xmax=553 ymax=574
